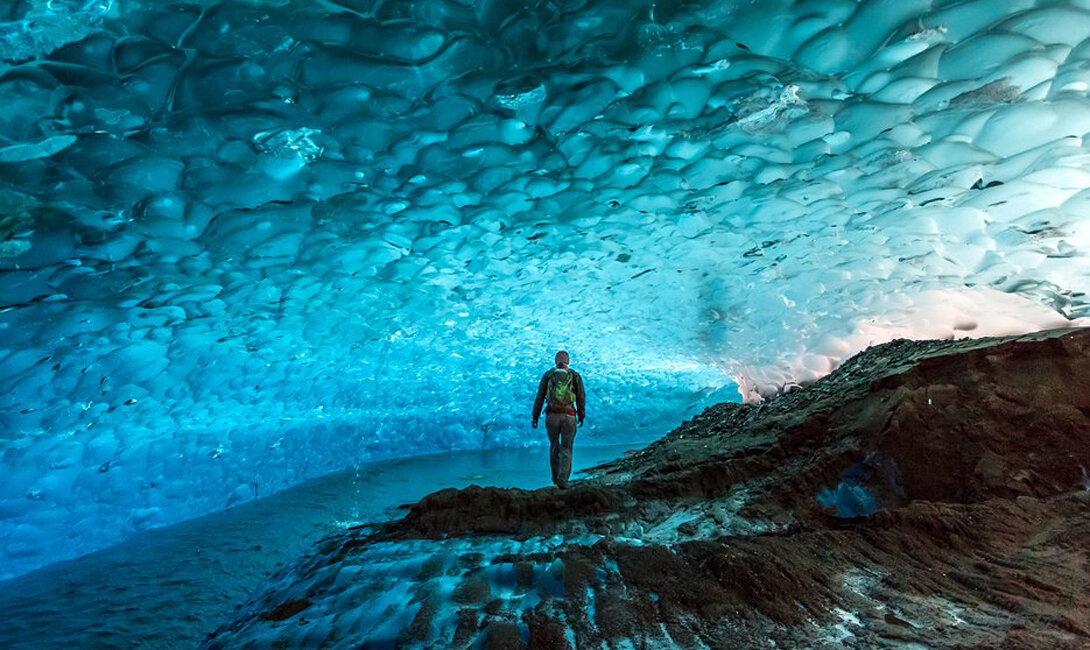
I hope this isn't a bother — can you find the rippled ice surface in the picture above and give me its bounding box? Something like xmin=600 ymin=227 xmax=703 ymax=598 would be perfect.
xmin=0 ymin=443 xmax=638 ymax=650
xmin=5 ymin=0 xmax=1090 ymax=580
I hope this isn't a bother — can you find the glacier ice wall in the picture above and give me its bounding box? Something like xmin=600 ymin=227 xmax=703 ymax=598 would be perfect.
xmin=3 ymin=0 xmax=1090 ymax=577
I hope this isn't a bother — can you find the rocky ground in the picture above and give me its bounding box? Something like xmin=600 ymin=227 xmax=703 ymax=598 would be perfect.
xmin=203 ymin=328 xmax=1090 ymax=649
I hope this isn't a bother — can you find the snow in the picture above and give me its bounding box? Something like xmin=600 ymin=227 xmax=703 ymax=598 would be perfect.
xmin=3 ymin=0 xmax=1090 ymax=578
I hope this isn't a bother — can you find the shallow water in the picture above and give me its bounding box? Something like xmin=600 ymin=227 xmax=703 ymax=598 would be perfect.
xmin=0 ymin=443 xmax=638 ymax=650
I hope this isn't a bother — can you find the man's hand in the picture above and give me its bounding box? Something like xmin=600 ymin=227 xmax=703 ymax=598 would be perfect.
xmin=578 ymin=418 xmax=585 ymax=428
xmin=532 ymin=419 xmax=538 ymax=429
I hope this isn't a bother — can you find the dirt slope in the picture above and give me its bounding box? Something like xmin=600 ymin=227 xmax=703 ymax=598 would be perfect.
xmin=204 ymin=328 xmax=1090 ymax=649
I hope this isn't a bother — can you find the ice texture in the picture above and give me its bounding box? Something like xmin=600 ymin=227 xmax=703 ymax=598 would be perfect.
xmin=3 ymin=0 xmax=1090 ymax=577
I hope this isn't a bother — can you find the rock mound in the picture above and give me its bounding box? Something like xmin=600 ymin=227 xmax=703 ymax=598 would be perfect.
xmin=203 ymin=329 xmax=1090 ymax=649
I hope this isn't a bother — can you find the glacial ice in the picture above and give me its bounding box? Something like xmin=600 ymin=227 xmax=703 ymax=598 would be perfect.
xmin=3 ymin=0 xmax=1090 ymax=578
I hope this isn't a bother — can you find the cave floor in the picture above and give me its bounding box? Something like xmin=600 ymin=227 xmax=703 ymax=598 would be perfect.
xmin=0 ymin=443 xmax=638 ymax=650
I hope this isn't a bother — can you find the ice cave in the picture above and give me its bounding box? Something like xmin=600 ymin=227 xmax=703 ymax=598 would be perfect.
xmin=1 ymin=0 xmax=1090 ymax=648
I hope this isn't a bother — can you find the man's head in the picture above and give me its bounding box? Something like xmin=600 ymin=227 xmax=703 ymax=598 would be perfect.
xmin=555 ymin=350 xmax=570 ymax=368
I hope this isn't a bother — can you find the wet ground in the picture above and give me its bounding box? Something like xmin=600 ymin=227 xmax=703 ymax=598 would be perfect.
xmin=0 ymin=443 xmax=639 ymax=650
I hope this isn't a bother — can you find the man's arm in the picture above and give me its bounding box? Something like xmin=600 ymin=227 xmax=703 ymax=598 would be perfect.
xmin=531 ymin=371 xmax=550 ymax=426
xmin=575 ymin=371 xmax=586 ymax=424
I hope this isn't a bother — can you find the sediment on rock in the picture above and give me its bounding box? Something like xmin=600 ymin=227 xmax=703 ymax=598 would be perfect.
xmin=203 ymin=328 xmax=1090 ymax=649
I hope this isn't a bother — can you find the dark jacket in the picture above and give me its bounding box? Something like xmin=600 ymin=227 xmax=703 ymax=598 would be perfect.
xmin=533 ymin=367 xmax=586 ymax=421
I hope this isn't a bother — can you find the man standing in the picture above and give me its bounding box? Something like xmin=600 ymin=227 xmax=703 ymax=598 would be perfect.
xmin=532 ymin=350 xmax=586 ymax=489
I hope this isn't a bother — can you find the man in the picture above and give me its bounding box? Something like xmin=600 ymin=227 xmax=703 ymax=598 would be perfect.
xmin=531 ymin=350 xmax=586 ymax=489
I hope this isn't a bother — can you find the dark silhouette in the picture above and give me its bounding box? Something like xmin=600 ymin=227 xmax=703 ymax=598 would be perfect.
xmin=532 ymin=350 xmax=586 ymax=488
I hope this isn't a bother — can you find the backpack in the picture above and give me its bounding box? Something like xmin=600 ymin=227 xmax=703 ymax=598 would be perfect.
xmin=547 ymin=369 xmax=576 ymax=412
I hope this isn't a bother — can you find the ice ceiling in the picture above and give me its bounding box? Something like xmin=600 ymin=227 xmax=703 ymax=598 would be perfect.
xmin=3 ymin=0 xmax=1090 ymax=577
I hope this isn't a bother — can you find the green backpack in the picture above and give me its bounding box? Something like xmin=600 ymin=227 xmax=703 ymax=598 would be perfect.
xmin=547 ymin=369 xmax=576 ymax=412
